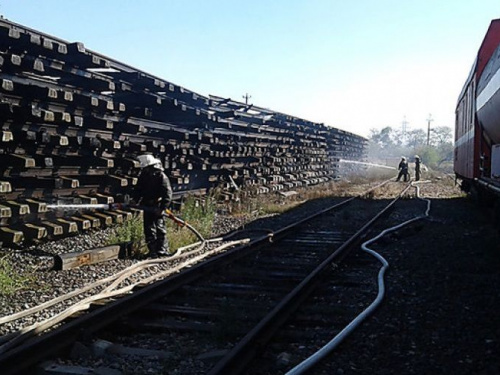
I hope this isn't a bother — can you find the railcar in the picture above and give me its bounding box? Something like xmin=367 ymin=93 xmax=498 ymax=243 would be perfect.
xmin=455 ymin=18 xmax=500 ymax=199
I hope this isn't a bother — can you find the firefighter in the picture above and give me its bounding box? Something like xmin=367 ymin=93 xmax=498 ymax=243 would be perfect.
xmin=133 ymin=154 xmax=173 ymax=257
xmin=414 ymin=155 xmax=421 ymax=181
xmin=396 ymin=157 xmax=409 ymax=182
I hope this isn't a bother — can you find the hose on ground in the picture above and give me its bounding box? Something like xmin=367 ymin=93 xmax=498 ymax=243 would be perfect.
xmin=0 ymin=238 xmax=250 ymax=354
xmin=286 ymin=181 xmax=431 ymax=375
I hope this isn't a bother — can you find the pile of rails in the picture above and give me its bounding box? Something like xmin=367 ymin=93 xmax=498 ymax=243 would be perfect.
xmin=0 ymin=18 xmax=366 ymax=246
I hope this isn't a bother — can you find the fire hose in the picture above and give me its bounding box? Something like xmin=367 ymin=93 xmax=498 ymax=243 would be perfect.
xmin=46 ymin=203 xmax=205 ymax=242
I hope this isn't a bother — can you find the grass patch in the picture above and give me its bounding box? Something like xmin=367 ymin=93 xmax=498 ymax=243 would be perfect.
xmin=168 ymin=194 xmax=216 ymax=250
xmin=228 ymin=188 xmax=301 ymax=216
xmin=108 ymin=194 xmax=218 ymax=254
xmin=107 ymin=214 xmax=146 ymax=257
xmin=228 ymin=180 xmax=361 ymax=216
xmin=259 ymin=201 xmax=298 ymax=215
xmin=0 ymin=254 xmax=35 ymax=296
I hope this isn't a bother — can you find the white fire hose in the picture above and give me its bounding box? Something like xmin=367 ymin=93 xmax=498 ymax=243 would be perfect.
xmin=286 ymin=181 xmax=431 ymax=374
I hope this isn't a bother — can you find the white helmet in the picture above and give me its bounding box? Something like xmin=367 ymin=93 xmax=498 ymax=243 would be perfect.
xmin=137 ymin=154 xmax=162 ymax=169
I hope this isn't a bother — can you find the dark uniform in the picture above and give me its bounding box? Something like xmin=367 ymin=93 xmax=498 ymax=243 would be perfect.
xmin=396 ymin=157 xmax=409 ymax=182
xmin=133 ymin=163 xmax=173 ymax=256
xmin=415 ymin=156 xmax=421 ymax=181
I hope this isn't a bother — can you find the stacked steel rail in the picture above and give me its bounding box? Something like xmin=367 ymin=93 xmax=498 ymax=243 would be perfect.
xmin=0 ymin=18 xmax=367 ymax=246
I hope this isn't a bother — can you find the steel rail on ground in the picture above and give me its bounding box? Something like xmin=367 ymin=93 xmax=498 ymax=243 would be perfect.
xmin=208 ymin=182 xmax=413 ymax=375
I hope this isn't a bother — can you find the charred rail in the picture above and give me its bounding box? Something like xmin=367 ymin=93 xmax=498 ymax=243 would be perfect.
xmin=0 ymin=17 xmax=367 ymax=247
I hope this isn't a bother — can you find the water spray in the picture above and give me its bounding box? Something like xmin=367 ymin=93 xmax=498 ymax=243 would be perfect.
xmin=46 ymin=204 xmax=111 ymax=210
xmin=339 ymin=159 xmax=396 ymax=170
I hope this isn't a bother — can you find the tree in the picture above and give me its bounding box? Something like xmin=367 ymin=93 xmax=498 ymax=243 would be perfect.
xmin=406 ymin=129 xmax=427 ymax=149
xmin=429 ymin=126 xmax=452 ymax=147
xmin=369 ymin=127 xmax=395 ymax=150
xmin=415 ymin=146 xmax=439 ymax=168
xmin=368 ymin=124 xmax=454 ymax=171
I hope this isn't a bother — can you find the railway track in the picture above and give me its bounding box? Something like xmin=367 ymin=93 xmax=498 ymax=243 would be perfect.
xmin=0 ymin=180 xmax=432 ymax=374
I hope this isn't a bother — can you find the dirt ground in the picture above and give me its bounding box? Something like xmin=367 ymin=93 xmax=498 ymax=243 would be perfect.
xmin=314 ymin=183 xmax=500 ymax=374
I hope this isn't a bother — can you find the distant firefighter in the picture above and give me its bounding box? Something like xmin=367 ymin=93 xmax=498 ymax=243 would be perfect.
xmin=414 ymin=155 xmax=421 ymax=181
xmin=396 ymin=157 xmax=409 ymax=182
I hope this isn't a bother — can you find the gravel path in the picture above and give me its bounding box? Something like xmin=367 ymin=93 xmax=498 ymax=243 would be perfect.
xmin=311 ymin=182 xmax=500 ymax=375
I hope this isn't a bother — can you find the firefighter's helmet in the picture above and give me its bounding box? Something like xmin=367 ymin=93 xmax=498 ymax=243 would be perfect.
xmin=137 ymin=154 xmax=162 ymax=169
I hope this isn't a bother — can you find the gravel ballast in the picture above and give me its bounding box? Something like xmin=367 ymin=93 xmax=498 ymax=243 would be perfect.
xmin=1 ymin=177 xmax=499 ymax=374
xmin=312 ymin=186 xmax=500 ymax=374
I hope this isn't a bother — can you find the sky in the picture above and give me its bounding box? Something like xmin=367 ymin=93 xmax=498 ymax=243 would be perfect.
xmin=1 ymin=1 xmax=499 ymax=138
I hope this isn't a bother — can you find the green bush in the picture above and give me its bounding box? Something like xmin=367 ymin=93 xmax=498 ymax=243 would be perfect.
xmin=108 ymin=195 xmax=218 ymax=254
xmin=0 ymin=255 xmax=34 ymax=295
xmin=108 ymin=214 xmax=146 ymax=256
xmin=415 ymin=146 xmax=440 ymax=169
xmin=168 ymin=195 xmax=216 ymax=250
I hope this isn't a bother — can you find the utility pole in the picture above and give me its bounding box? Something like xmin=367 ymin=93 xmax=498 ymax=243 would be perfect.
xmin=242 ymin=93 xmax=252 ymax=105
xmin=426 ymin=114 xmax=433 ymax=146
xmin=402 ymin=116 xmax=408 ymax=140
